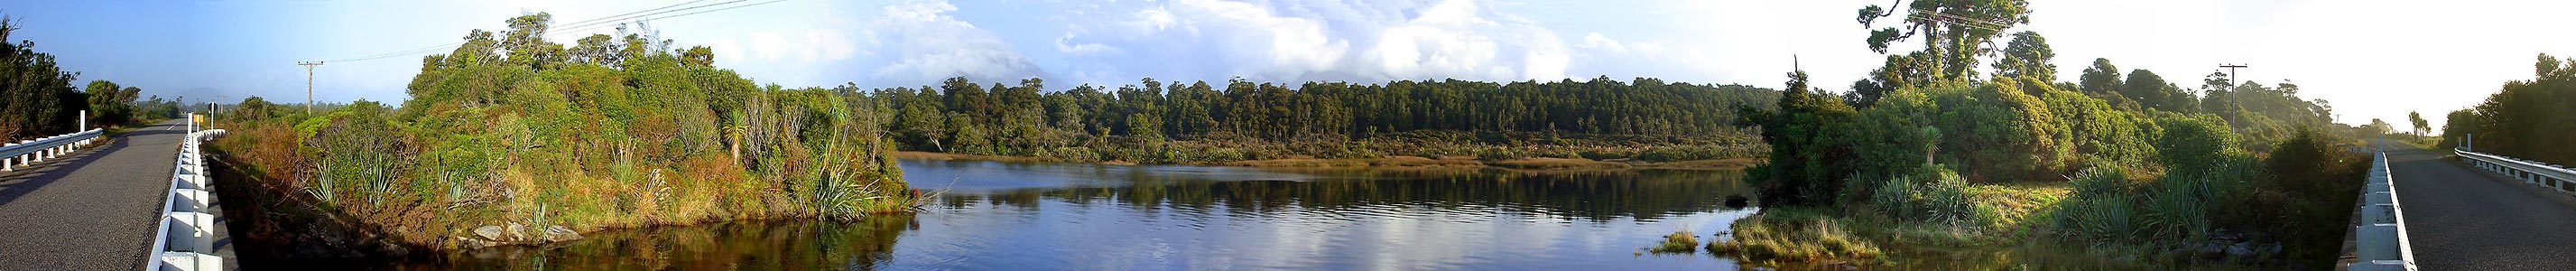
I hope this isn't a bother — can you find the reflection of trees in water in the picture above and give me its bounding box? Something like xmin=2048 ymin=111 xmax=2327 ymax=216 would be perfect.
xmin=941 ymin=169 xmax=1752 ymax=222
xmin=410 ymin=215 xmax=917 ymax=270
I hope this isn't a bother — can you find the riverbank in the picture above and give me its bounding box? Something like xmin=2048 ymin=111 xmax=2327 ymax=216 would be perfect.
xmin=895 ymin=151 xmax=1762 ymax=171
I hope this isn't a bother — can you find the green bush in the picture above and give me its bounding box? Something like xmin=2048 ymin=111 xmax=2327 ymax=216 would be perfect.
xmin=1870 ymin=175 xmax=1912 ymax=220
xmin=2054 ymin=164 xmax=2139 ymax=245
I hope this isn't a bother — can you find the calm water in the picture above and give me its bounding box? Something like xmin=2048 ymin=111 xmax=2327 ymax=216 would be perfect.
xmin=375 ymin=159 xmax=1761 ymax=270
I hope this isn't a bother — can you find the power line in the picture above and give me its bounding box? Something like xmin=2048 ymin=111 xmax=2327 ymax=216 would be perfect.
xmin=555 ymin=0 xmax=707 ymax=27
xmin=319 ymin=0 xmax=775 ymax=63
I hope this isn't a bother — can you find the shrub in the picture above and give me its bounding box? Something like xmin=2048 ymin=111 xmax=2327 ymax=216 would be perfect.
xmin=2055 ymin=165 xmax=2140 ymax=245
xmin=1870 ymin=176 xmax=1913 ymax=220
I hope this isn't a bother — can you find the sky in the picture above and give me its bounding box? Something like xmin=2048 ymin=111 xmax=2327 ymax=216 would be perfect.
xmin=5 ymin=0 xmax=2569 ymax=130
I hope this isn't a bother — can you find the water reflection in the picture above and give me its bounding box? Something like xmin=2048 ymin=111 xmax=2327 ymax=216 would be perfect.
xmin=375 ymin=159 xmax=1759 ymax=270
xmin=931 ymin=164 xmax=1751 ymax=223
xmin=898 ymin=160 xmax=1758 ymax=270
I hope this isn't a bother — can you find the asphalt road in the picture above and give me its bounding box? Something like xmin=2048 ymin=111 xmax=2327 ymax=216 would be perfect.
xmin=0 ymin=120 xmax=186 ymax=271
xmin=2386 ymin=142 xmax=2576 ymax=270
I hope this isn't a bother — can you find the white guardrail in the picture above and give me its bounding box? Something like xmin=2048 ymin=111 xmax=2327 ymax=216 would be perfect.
xmin=2455 ymin=149 xmax=2576 ymax=194
xmin=2350 ymin=151 xmax=2417 ymax=271
xmin=0 ymin=128 xmax=103 ymax=172
xmin=151 ymin=117 xmax=224 ymax=271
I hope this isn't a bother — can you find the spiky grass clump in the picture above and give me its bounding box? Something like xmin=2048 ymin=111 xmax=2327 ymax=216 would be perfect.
xmin=1645 ymin=230 xmax=1700 ymax=254
xmin=1712 ymin=208 xmax=1881 ymax=263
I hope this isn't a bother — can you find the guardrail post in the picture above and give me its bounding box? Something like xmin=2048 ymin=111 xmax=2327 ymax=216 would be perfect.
xmin=153 ymin=126 xmax=226 ymax=271
xmin=2351 ymin=152 xmax=2416 ymax=270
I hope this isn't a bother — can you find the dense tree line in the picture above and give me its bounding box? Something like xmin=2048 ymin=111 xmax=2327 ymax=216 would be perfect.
xmin=2440 ymin=53 xmax=2576 ymax=165
xmin=870 ymin=76 xmax=1780 ymax=163
xmin=0 ymin=16 xmax=176 ymax=142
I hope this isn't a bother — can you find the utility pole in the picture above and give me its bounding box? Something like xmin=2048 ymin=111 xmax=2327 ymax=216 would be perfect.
xmin=2219 ymin=63 xmax=2247 ymax=125
xmin=298 ymin=61 xmax=325 ymax=113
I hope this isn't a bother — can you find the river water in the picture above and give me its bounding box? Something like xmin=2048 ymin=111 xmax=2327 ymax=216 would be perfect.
xmin=376 ymin=159 xmax=1762 ymax=270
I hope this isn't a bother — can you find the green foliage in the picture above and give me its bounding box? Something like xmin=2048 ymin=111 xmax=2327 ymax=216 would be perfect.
xmin=2078 ymin=59 xmax=2122 ymax=99
xmin=1746 ymin=70 xmax=1858 ymax=206
xmin=294 ymin=100 xmax=406 ymax=207
xmin=2449 ymin=53 xmax=2576 ymax=165
xmin=82 ymin=79 xmax=139 ymax=126
xmin=1846 ymin=88 xmax=1941 ymax=179
xmin=2247 ymin=128 xmax=2365 ymax=263
xmin=2436 ymin=108 xmax=2478 ymax=150
xmin=1992 ymin=32 xmax=2056 ymax=82
xmin=1850 ymin=0 xmax=2034 ymax=104
xmin=1867 ymin=166 xmax=1988 ymax=228
xmin=1730 ymin=3 xmax=2368 ymax=266
xmin=2119 ymin=69 xmax=2194 ymax=113
xmin=1929 ymin=78 xmax=2069 ymax=182
xmin=2154 ymin=114 xmax=2238 ymax=174
xmin=0 ymin=15 xmax=90 ymax=140
xmin=2407 ymin=111 xmax=2428 ymax=136
xmin=2043 ymin=89 xmax=2160 ymax=167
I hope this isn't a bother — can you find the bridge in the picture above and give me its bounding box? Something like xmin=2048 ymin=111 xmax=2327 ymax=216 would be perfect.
xmin=2378 ymin=142 xmax=2576 ymax=270
xmin=0 ymin=119 xmax=230 ymax=271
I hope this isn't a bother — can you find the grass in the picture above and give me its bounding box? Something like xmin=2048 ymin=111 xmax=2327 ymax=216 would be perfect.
xmin=1710 ymin=207 xmax=1882 ymax=264
xmin=1966 ymin=182 xmax=2071 ymax=229
xmin=1645 ymin=230 xmax=1699 ymax=254
xmin=2398 ymin=136 xmax=2438 ymax=149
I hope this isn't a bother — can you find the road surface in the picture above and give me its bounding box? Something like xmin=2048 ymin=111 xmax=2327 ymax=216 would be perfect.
xmin=0 ymin=120 xmax=202 ymax=271
xmin=2386 ymin=142 xmax=2576 ymax=270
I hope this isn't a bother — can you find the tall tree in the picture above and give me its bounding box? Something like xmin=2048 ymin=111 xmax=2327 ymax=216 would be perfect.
xmin=2118 ymin=69 xmax=2191 ymax=112
xmin=1992 ymin=31 xmax=2055 ymax=81
xmin=1851 ymin=0 xmax=2034 ymax=104
xmin=2408 ymin=111 xmax=2428 ymax=136
xmin=2077 ymin=58 xmax=2121 ymax=97
xmin=499 ymin=13 xmax=561 ymax=70
xmin=2367 ymin=118 xmax=2394 ymax=136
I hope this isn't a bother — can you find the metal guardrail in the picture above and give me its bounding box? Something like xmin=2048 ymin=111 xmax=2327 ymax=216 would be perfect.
xmin=150 ymin=117 xmax=224 ymax=271
xmin=0 ymin=128 xmax=103 ymax=171
xmin=2350 ymin=151 xmax=2417 ymax=271
xmin=2455 ymin=149 xmax=2576 ymax=194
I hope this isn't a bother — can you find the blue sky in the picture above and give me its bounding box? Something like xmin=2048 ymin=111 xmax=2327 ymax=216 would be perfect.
xmin=7 ymin=0 xmax=2571 ymax=130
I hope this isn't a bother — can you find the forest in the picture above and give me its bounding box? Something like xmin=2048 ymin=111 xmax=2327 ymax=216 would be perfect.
xmin=867 ymin=75 xmax=1777 ymax=164
xmin=1709 ymin=0 xmax=2369 ymax=268
xmin=207 ymin=13 xmax=914 ymax=257
xmin=0 ymin=16 xmax=180 ymax=141
xmin=2439 ymin=53 xmax=2576 ymax=166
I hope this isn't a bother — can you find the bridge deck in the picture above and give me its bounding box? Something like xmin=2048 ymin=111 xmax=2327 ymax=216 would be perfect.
xmin=2387 ymin=143 xmax=2576 ymax=270
xmin=0 ymin=120 xmax=212 ymax=271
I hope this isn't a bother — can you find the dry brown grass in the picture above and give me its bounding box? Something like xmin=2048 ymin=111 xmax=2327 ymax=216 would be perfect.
xmin=893 ymin=151 xmax=1048 ymax=163
xmin=1486 ymin=157 xmax=1631 ymax=170
xmin=1632 ymin=157 xmax=1764 ymax=171
xmin=1223 ymin=155 xmax=1484 ymax=167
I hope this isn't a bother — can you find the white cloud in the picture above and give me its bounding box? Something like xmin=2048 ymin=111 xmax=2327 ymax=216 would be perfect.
xmin=862 ymin=0 xmax=1048 ymax=86
xmin=1054 ymin=0 xmax=1580 ymax=84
